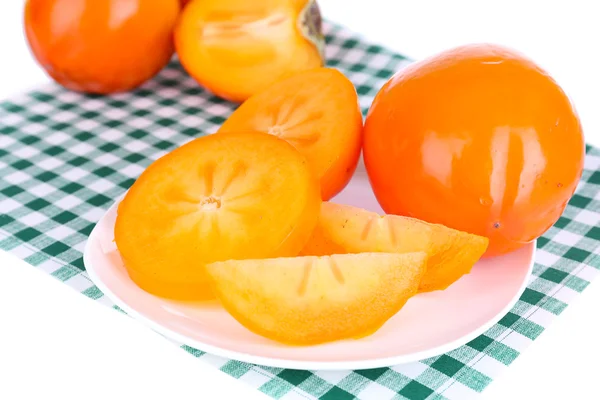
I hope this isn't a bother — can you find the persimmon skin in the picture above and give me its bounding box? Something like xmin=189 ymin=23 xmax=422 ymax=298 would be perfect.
xmin=364 ymin=44 xmax=585 ymax=256
xmin=24 ymin=0 xmax=179 ymax=94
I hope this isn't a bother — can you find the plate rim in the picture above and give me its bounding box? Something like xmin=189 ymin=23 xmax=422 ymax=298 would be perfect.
xmin=83 ymin=200 xmax=535 ymax=371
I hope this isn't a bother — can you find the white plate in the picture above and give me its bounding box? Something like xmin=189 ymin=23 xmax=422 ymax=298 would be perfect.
xmin=84 ymin=163 xmax=534 ymax=370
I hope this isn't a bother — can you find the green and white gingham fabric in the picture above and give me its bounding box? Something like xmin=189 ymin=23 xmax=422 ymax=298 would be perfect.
xmin=1 ymin=22 xmax=600 ymax=400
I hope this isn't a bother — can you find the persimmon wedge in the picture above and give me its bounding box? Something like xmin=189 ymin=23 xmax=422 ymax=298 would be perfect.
xmin=300 ymin=202 xmax=489 ymax=292
xmin=114 ymin=131 xmax=321 ymax=300
xmin=206 ymin=252 xmax=427 ymax=345
xmin=218 ymin=67 xmax=363 ymax=200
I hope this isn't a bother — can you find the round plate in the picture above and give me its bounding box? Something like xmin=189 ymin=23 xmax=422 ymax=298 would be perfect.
xmin=84 ymin=162 xmax=534 ymax=371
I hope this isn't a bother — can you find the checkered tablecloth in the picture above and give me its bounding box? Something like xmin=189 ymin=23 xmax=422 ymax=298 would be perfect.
xmin=2 ymin=22 xmax=600 ymax=400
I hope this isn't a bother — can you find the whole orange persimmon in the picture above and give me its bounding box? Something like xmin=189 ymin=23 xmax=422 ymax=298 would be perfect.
xmin=364 ymin=44 xmax=585 ymax=256
xmin=24 ymin=0 xmax=180 ymax=94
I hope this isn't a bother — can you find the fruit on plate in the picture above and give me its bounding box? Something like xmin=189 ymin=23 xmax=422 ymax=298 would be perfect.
xmin=24 ymin=0 xmax=179 ymax=94
xmin=219 ymin=68 xmax=363 ymax=200
xmin=300 ymin=202 xmax=489 ymax=292
xmin=114 ymin=131 xmax=321 ymax=300
xmin=174 ymin=0 xmax=325 ymax=102
xmin=364 ymin=44 xmax=585 ymax=256
xmin=206 ymin=252 xmax=427 ymax=345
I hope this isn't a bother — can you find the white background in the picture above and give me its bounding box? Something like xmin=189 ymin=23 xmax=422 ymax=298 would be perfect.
xmin=1 ymin=1 xmax=600 ymax=399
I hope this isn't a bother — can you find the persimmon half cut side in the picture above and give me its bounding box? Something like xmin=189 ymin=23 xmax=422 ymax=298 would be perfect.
xmin=114 ymin=131 xmax=321 ymax=300
xmin=174 ymin=0 xmax=324 ymax=102
xmin=219 ymin=67 xmax=363 ymax=200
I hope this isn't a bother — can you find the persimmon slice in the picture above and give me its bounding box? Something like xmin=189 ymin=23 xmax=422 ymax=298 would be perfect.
xmin=114 ymin=131 xmax=321 ymax=300
xmin=219 ymin=67 xmax=363 ymax=200
xmin=206 ymin=252 xmax=427 ymax=345
xmin=300 ymin=202 xmax=489 ymax=292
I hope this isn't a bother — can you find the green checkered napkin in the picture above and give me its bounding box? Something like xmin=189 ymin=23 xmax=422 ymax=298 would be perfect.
xmin=1 ymin=22 xmax=600 ymax=400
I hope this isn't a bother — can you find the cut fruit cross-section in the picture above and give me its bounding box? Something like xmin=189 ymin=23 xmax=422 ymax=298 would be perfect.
xmin=300 ymin=202 xmax=489 ymax=292
xmin=206 ymin=252 xmax=427 ymax=345
xmin=218 ymin=67 xmax=363 ymax=200
xmin=174 ymin=0 xmax=325 ymax=102
xmin=114 ymin=131 xmax=321 ymax=301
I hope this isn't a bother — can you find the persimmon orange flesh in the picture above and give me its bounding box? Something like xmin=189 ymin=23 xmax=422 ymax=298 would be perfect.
xmin=114 ymin=131 xmax=321 ymax=300
xmin=300 ymin=202 xmax=489 ymax=292
xmin=219 ymin=68 xmax=363 ymax=200
xmin=174 ymin=0 xmax=324 ymax=102
xmin=206 ymin=252 xmax=427 ymax=345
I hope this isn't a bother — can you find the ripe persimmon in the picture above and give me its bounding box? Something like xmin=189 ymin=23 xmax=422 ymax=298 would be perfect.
xmin=300 ymin=202 xmax=488 ymax=292
xmin=219 ymin=68 xmax=363 ymax=200
xmin=24 ymin=0 xmax=179 ymax=94
xmin=174 ymin=0 xmax=324 ymax=102
xmin=364 ymin=44 xmax=585 ymax=256
xmin=114 ymin=132 xmax=321 ymax=300
xmin=206 ymin=252 xmax=427 ymax=344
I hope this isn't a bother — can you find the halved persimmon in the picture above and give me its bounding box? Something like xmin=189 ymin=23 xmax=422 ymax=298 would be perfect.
xmin=114 ymin=131 xmax=321 ymax=300
xmin=174 ymin=0 xmax=324 ymax=102
xmin=300 ymin=202 xmax=489 ymax=292
xmin=206 ymin=252 xmax=427 ymax=345
xmin=219 ymin=68 xmax=363 ymax=200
